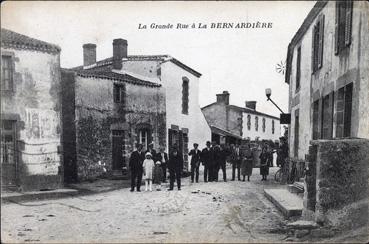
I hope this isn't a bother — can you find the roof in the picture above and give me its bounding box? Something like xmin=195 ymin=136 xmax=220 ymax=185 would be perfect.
xmin=210 ymin=125 xmax=243 ymax=139
xmin=1 ymin=28 xmax=61 ymax=54
xmin=285 ymin=1 xmax=328 ymax=84
xmin=201 ymin=102 xmax=280 ymax=120
xmin=67 ymin=68 xmax=162 ymax=88
xmin=72 ymin=54 xmax=202 ymax=78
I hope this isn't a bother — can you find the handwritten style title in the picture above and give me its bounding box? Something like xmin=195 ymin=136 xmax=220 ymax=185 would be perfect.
xmin=138 ymin=22 xmax=273 ymax=30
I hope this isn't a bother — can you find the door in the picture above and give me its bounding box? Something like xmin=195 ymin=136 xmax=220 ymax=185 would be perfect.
xmin=112 ymin=130 xmax=124 ymax=170
xmin=1 ymin=120 xmax=17 ymax=187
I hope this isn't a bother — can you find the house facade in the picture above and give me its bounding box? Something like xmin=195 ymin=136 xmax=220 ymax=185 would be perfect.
xmin=202 ymin=91 xmax=280 ymax=144
xmin=69 ymin=39 xmax=210 ymax=172
xmin=285 ymin=1 xmax=369 ymax=160
xmin=62 ymin=40 xmax=166 ymax=182
xmin=1 ymin=29 xmax=63 ymax=191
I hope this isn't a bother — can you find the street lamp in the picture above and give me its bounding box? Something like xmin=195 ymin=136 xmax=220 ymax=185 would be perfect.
xmin=265 ymin=88 xmax=291 ymax=124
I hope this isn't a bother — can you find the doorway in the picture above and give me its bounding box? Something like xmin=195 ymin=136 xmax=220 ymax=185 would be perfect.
xmin=112 ymin=130 xmax=124 ymax=170
xmin=1 ymin=120 xmax=17 ymax=187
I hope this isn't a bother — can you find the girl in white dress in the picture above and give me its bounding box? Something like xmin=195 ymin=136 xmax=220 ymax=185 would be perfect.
xmin=143 ymin=152 xmax=155 ymax=191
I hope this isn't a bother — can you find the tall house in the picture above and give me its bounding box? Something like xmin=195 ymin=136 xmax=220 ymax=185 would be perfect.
xmin=64 ymin=38 xmax=210 ymax=177
xmin=1 ymin=29 xmax=63 ymax=191
xmin=285 ymin=1 xmax=369 ymax=159
xmin=202 ymin=91 xmax=280 ymax=144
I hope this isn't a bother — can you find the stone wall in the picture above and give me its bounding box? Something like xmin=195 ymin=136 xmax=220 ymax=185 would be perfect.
xmin=303 ymin=139 xmax=369 ymax=231
xmin=1 ymin=47 xmax=63 ymax=191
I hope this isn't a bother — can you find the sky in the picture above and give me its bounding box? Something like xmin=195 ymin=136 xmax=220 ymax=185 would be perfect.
xmin=1 ymin=1 xmax=316 ymax=118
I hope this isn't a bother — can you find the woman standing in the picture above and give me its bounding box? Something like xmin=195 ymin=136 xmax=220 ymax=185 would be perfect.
xmin=259 ymin=144 xmax=271 ymax=181
xmin=240 ymin=142 xmax=253 ymax=181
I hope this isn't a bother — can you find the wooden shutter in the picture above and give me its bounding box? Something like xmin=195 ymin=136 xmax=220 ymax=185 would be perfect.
xmin=343 ymin=83 xmax=353 ymax=137
xmin=344 ymin=1 xmax=353 ymax=46
xmin=334 ymin=1 xmax=340 ymax=55
xmin=311 ymin=27 xmax=316 ymax=73
xmin=318 ymin=15 xmax=324 ymax=69
xmin=335 ymin=87 xmax=345 ymax=138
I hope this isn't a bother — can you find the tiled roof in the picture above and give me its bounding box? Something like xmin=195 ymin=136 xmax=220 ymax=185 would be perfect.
xmin=1 ymin=28 xmax=61 ymax=53
xmin=202 ymin=102 xmax=280 ymax=120
xmin=72 ymin=69 xmax=161 ymax=88
xmin=210 ymin=125 xmax=242 ymax=139
xmin=72 ymin=55 xmax=202 ymax=78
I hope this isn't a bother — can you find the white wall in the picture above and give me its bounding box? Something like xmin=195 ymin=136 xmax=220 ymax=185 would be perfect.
xmin=241 ymin=112 xmax=280 ymax=141
xmin=161 ymin=61 xmax=211 ymax=151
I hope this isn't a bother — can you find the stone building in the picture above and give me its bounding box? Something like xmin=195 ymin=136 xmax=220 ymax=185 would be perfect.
xmin=1 ymin=28 xmax=63 ymax=191
xmin=285 ymin=1 xmax=369 ymax=160
xmin=67 ymin=39 xmax=210 ymax=173
xmin=62 ymin=39 xmax=166 ymax=182
xmin=202 ymin=91 xmax=280 ymax=144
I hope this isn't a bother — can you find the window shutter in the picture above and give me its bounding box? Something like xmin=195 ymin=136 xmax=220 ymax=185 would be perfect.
xmin=318 ymin=15 xmax=324 ymax=69
xmin=335 ymin=88 xmax=345 ymax=138
xmin=344 ymin=1 xmax=353 ymax=46
xmin=311 ymin=27 xmax=315 ymax=74
xmin=334 ymin=1 xmax=340 ymax=55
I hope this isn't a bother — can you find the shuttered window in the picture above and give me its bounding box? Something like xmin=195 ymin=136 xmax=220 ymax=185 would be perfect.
xmin=335 ymin=1 xmax=353 ymax=55
xmin=113 ymin=84 xmax=125 ymax=104
xmin=255 ymin=116 xmax=259 ymax=131
xmin=312 ymin=100 xmax=320 ymax=140
xmin=312 ymin=15 xmax=325 ymax=73
xmin=321 ymin=92 xmax=334 ymax=139
xmin=182 ymin=77 xmax=189 ymax=114
xmin=1 ymin=56 xmax=13 ymax=91
xmin=335 ymin=83 xmax=353 ymax=138
xmin=296 ymin=47 xmax=301 ymax=91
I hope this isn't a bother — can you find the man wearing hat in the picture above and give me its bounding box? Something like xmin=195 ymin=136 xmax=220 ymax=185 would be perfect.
xmin=168 ymin=146 xmax=183 ymax=190
xmin=189 ymin=143 xmax=201 ymax=183
xmin=201 ymin=141 xmax=214 ymax=182
xmin=146 ymin=142 xmax=157 ymax=161
xmin=129 ymin=143 xmax=145 ymax=192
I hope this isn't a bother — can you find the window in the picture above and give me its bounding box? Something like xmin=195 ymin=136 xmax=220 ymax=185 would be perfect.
xmin=255 ymin=116 xmax=259 ymax=131
xmin=113 ymin=84 xmax=125 ymax=104
xmin=321 ymin=92 xmax=334 ymax=139
xmin=262 ymin=118 xmax=266 ymax=133
xmin=335 ymin=1 xmax=353 ymax=55
xmin=1 ymin=120 xmax=15 ymax=164
xmin=312 ymin=14 xmax=325 ymax=73
xmin=182 ymin=77 xmax=189 ymax=114
xmin=247 ymin=114 xmax=251 ymax=130
xmin=312 ymin=100 xmax=320 ymax=140
xmin=138 ymin=129 xmax=149 ymax=150
xmin=294 ymin=110 xmax=300 ymax=158
xmin=296 ymin=47 xmax=301 ymax=91
xmin=272 ymin=120 xmax=275 ymax=134
xmin=1 ymin=56 xmax=13 ymax=91
xmin=336 ymin=83 xmax=353 ymax=138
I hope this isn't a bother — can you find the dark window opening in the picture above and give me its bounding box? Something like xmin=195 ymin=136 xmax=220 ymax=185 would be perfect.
xmin=1 ymin=56 xmax=13 ymax=91
xmin=321 ymin=92 xmax=334 ymax=139
xmin=255 ymin=116 xmax=259 ymax=131
xmin=262 ymin=118 xmax=266 ymax=133
xmin=335 ymin=83 xmax=353 ymax=138
xmin=113 ymin=84 xmax=125 ymax=104
xmin=312 ymin=14 xmax=325 ymax=73
xmin=296 ymin=47 xmax=301 ymax=91
xmin=247 ymin=115 xmax=251 ymax=130
xmin=312 ymin=100 xmax=320 ymax=140
xmin=335 ymin=1 xmax=353 ymax=55
xmin=272 ymin=120 xmax=275 ymax=134
xmin=182 ymin=77 xmax=189 ymax=114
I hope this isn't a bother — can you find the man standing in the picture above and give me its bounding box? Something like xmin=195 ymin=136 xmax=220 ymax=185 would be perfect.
xmin=168 ymin=147 xmax=183 ymax=190
xmin=129 ymin=143 xmax=145 ymax=192
xmin=189 ymin=143 xmax=201 ymax=183
xmin=218 ymin=144 xmax=230 ymax=182
xmin=201 ymin=141 xmax=213 ymax=182
xmin=146 ymin=143 xmax=157 ymax=161
xmin=156 ymin=146 xmax=168 ymax=183
xmin=231 ymin=143 xmax=241 ymax=181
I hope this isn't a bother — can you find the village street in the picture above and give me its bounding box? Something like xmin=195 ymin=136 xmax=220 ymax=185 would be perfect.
xmin=1 ymin=168 xmax=294 ymax=243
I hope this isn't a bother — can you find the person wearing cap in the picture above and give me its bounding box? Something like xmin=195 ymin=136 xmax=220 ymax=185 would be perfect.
xmin=201 ymin=141 xmax=213 ymax=182
xmin=143 ymin=152 xmax=155 ymax=191
xmin=189 ymin=143 xmax=201 ymax=183
xmin=168 ymin=146 xmax=183 ymax=190
xmin=129 ymin=143 xmax=145 ymax=192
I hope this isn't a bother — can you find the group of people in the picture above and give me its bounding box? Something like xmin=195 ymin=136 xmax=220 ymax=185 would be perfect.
xmin=129 ymin=140 xmax=276 ymax=192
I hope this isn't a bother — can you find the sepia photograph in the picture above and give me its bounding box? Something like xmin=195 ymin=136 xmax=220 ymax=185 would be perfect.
xmin=1 ymin=0 xmax=368 ymax=243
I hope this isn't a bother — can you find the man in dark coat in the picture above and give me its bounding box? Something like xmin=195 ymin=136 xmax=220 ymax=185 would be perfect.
xmin=218 ymin=144 xmax=230 ymax=182
xmin=156 ymin=146 xmax=168 ymax=182
xmin=189 ymin=143 xmax=201 ymax=183
xmin=230 ymin=143 xmax=241 ymax=181
xmin=129 ymin=143 xmax=145 ymax=192
xmin=201 ymin=141 xmax=213 ymax=182
xmin=168 ymin=147 xmax=183 ymax=190
xmin=146 ymin=143 xmax=157 ymax=161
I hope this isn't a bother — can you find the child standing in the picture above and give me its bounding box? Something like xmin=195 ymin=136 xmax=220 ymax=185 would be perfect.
xmin=153 ymin=160 xmax=163 ymax=191
xmin=143 ymin=152 xmax=155 ymax=191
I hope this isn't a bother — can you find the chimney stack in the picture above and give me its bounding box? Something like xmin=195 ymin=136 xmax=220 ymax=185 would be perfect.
xmin=216 ymin=91 xmax=230 ymax=105
xmin=113 ymin=38 xmax=128 ymax=70
xmin=83 ymin=43 xmax=96 ymax=66
xmin=245 ymin=101 xmax=257 ymax=110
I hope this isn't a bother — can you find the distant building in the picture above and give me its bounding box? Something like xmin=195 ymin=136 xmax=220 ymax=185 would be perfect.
xmin=285 ymin=1 xmax=369 ymax=159
xmin=202 ymin=91 xmax=280 ymax=144
xmin=1 ymin=28 xmax=63 ymax=191
xmin=62 ymin=40 xmax=166 ymax=182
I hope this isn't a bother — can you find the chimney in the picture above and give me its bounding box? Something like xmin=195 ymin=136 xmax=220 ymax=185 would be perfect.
xmin=216 ymin=91 xmax=230 ymax=105
xmin=245 ymin=101 xmax=257 ymax=110
xmin=83 ymin=43 xmax=96 ymax=66
xmin=113 ymin=38 xmax=128 ymax=70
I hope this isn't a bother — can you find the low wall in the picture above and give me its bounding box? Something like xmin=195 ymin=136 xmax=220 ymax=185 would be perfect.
xmin=303 ymin=138 xmax=369 ymax=230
